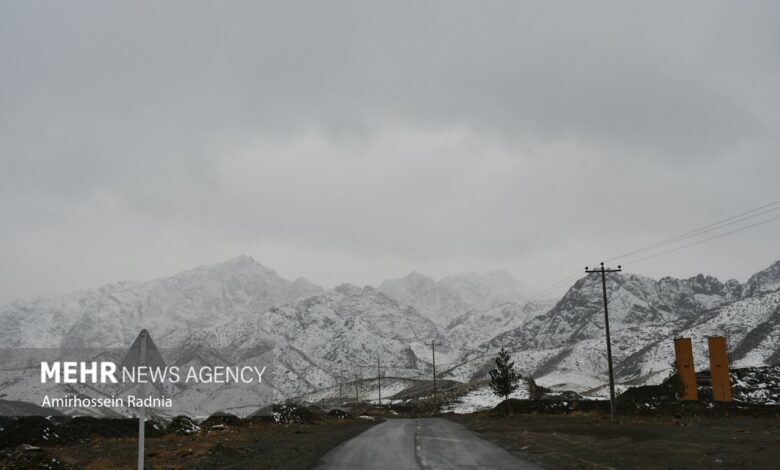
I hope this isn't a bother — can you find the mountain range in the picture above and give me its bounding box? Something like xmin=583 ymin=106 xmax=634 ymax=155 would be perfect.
xmin=452 ymin=262 xmax=780 ymax=392
xmin=1 ymin=255 xmax=778 ymax=408
xmin=377 ymin=270 xmax=528 ymax=326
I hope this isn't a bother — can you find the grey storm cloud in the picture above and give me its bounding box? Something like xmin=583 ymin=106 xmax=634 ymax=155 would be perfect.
xmin=1 ymin=0 xmax=779 ymax=303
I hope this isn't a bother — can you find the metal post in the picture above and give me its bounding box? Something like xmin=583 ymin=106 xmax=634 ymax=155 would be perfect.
xmin=138 ymin=331 xmax=147 ymax=470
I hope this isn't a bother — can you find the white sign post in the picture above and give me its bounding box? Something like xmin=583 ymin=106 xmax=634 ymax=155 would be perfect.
xmin=137 ymin=333 xmax=146 ymax=470
xmin=120 ymin=329 xmax=165 ymax=470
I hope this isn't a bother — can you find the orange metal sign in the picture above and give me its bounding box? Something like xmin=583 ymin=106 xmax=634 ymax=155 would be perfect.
xmin=673 ymin=337 xmax=698 ymax=401
xmin=707 ymin=336 xmax=733 ymax=402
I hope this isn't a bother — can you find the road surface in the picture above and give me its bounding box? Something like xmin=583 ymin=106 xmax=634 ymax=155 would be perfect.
xmin=316 ymin=418 xmax=541 ymax=469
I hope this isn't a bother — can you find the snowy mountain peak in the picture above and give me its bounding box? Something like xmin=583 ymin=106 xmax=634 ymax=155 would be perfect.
xmin=332 ymin=283 xmax=365 ymax=296
xmin=292 ymin=277 xmax=321 ymax=293
xmin=227 ymin=253 xmax=258 ymax=264
xmin=407 ymin=270 xmax=434 ymax=280
xmin=395 ymin=271 xmax=437 ymax=289
xmin=378 ymin=270 xmax=526 ymax=326
xmin=211 ymin=254 xmax=271 ymax=272
xmin=443 ymin=270 xmax=517 ymax=285
xmin=745 ymin=260 xmax=780 ymax=296
xmin=2 ymin=257 xmax=778 ymax=401
xmin=454 ymin=260 xmax=780 ymax=389
xmin=0 ymin=257 xmax=323 ymax=349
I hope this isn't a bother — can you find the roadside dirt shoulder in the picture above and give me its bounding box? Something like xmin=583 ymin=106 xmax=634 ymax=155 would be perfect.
xmin=1 ymin=418 xmax=377 ymax=470
xmin=448 ymin=413 xmax=780 ymax=469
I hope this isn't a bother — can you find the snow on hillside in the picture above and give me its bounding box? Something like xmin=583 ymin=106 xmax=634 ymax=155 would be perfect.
xmin=732 ymin=366 xmax=780 ymax=405
xmin=1 ymin=256 xmax=779 ymax=411
xmin=622 ymin=290 xmax=780 ymax=379
xmin=445 ymin=299 xmax=555 ymax=352
xmin=0 ymin=258 xmax=439 ymax=409
xmin=454 ymin=260 xmax=780 ymax=391
xmin=0 ymin=255 xmax=323 ymax=349
xmin=378 ymin=270 xmax=527 ymax=326
xmin=297 ymin=377 xmax=424 ymax=405
xmin=441 ymin=382 xmax=530 ymax=414
xmin=256 ymin=283 xmax=446 ymax=397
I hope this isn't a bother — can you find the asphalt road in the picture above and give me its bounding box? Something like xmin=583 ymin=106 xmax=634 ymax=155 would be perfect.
xmin=316 ymin=418 xmax=541 ymax=469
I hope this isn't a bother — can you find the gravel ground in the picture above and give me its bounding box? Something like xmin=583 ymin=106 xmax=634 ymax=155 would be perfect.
xmin=449 ymin=412 xmax=780 ymax=469
xmin=0 ymin=418 xmax=376 ymax=469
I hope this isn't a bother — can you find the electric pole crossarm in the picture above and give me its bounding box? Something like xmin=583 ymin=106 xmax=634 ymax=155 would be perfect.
xmin=585 ymin=266 xmax=623 ymax=273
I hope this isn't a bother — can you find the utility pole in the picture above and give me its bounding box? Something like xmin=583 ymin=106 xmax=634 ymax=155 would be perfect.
xmin=426 ymin=340 xmax=442 ymax=413
xmin=376 ymin=356 xmax=382 ymax=406
xmin=585 ymin=262 xmax=622 ymax=422
xmin=355 ymin=372 xmax=360 ymax=405
xmin=339 ymin=382 xmax=343 ymax=405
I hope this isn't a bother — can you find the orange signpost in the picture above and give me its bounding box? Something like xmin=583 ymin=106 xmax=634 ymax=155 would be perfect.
xmin=673 ymin=337 xmax=698 ymax=401
xmin=707 ymin=336 xmax=733 ymax=402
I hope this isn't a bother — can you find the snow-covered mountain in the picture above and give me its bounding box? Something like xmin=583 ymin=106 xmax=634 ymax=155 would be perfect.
xmin=378 ymin=270 xmax=527 ymax=326
xmin=1 ymin=255 xmax=778 ymax=409
xmin=0 ymin=256 xmax=448 ymax=405
xmin=444 ymin=299 xmax=555 ymax=352
xmin=256 ymin=284 xmax=446 ymax=396
xmin=0 ymin=255 xmax=322 ymax=349
xmin=450 ymin=260 xmax=780 ymax=392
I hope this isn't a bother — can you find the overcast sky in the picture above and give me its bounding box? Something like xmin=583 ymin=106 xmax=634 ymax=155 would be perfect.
xmin=1 ymin=1 xmax=779 ymax=304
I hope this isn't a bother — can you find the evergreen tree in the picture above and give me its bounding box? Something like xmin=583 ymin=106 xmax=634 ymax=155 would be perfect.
xmin=489 ymin=348 xmax=520 ymax=401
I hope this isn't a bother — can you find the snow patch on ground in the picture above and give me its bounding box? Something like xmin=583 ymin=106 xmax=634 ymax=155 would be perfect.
xmin=536 ymin=373 xmax=605 ymax=393
xmin=732 ymin=366 xmax=780 ymax=405
xmin=441 ymin=383 xmax=529 ymax=414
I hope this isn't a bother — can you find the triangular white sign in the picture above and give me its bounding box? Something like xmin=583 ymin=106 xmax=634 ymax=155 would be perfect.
xmin=120 ymin=329 xmax=166 ymax=370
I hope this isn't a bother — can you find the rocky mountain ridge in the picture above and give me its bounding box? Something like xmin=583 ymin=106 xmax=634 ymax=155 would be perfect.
xmin=378 ymin=270 xmax=527 ymax=326
xmin=0 ymin=255 xmax=323 ymax=349
xmin=449 ymin=260 xmax=780 ymax=392
xmin=1 ymin=255 xmax=778 ymax=406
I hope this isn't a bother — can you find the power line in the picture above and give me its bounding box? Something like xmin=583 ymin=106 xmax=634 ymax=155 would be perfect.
xmin=466 ymin=200 xmax=780 ymax=408
xmin=590 ymin=200 xmax=780 ymax=306
xmin=607 ymin=205 xmax=780 ymax=263
xmin=523 ymin=198 xmax=780 ymax=307
xmin=525 ymin=271 xmax=583 ymax=304
xmin=604 ymin=200 xmax=780 ymax=263
xmin=621 ymin=214 xmax=780 ymax=267
xmin=596 ymin=213 xmax=780 ymax=326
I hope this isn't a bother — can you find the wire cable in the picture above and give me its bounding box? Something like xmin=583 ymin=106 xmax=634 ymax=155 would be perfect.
xmin=621 ymin=214 xmax=780 ymax=267
xmin=524 ymin=270 xmax=583 ymax=303
xmin=604 ymin=199 xmax=780 ymax=263
xmin=520 ymin=199 xmax=780 ymax=304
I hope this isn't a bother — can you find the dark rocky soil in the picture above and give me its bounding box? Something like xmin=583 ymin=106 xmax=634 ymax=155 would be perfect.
xmin=0 ymin=413 xmax=376 ymax=469
xmin=451 ymin=409 xmax=780 ymax=469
